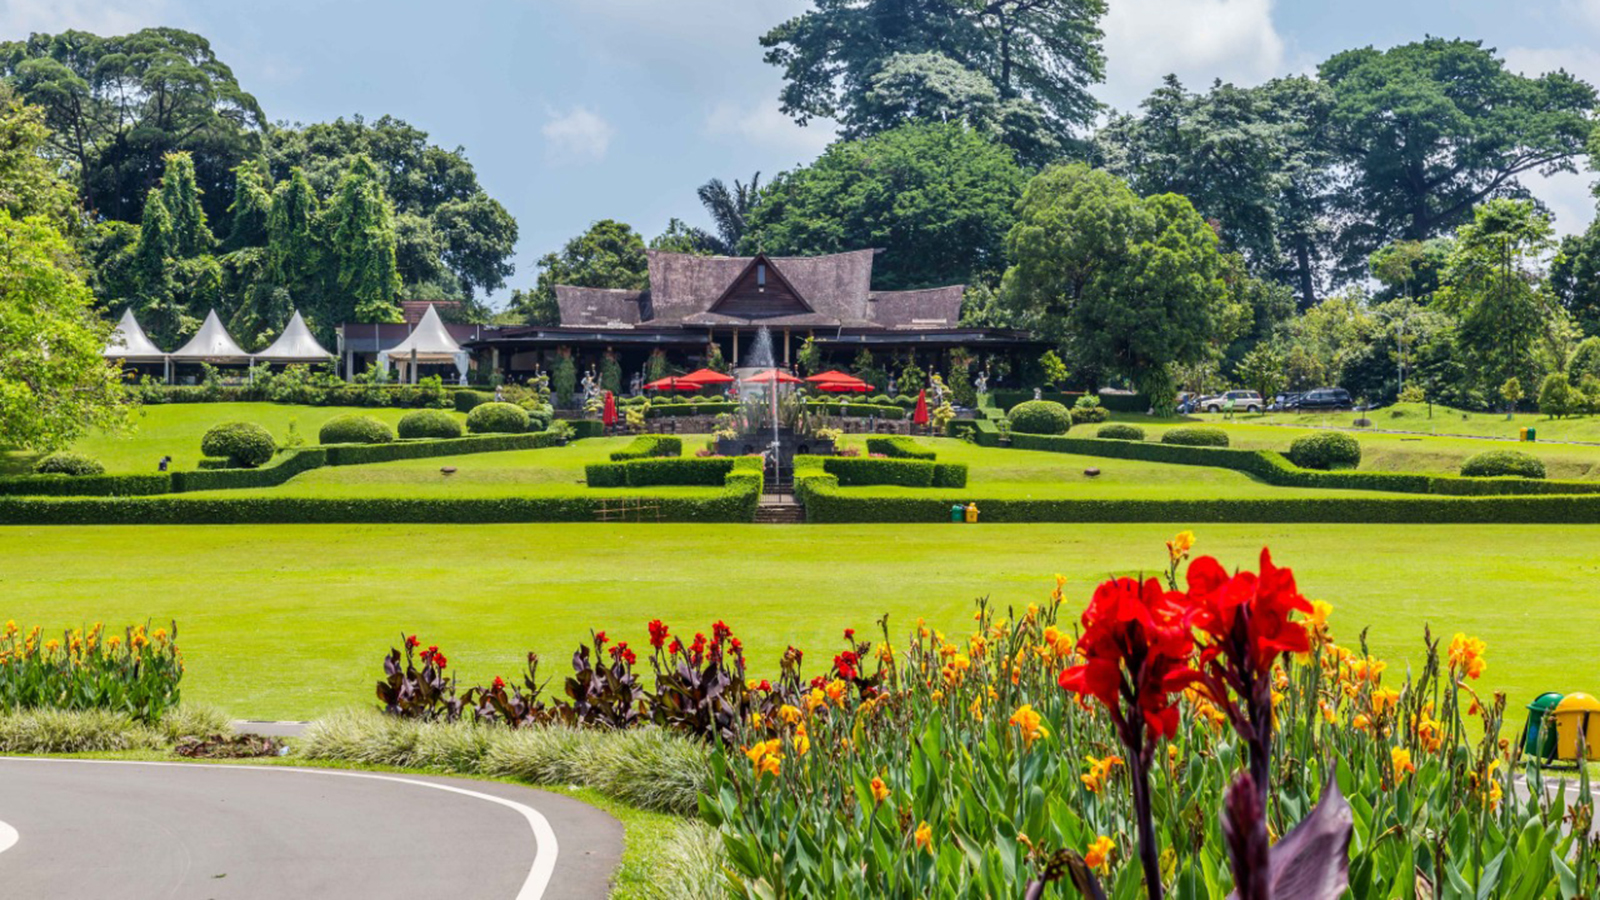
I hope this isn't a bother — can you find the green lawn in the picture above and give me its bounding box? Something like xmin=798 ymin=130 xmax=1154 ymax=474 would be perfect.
xmin=2 ymin=403 xmax=460 ymax=476
xmin=1 ymin=522 xmax=1590 ymax=723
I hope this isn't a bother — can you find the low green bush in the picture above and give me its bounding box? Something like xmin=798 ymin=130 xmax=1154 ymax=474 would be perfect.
xmin=0 ymin=708 xmax=163 ymax=753
xmin=569 ymin=419 xmax=605 ymax=439
xmin=200 ymin=421 xmax=277 ymax=468
xmin=453 ymin=390 xmax=493 ymax=413
xmin=319 ymin=414 xmax=396 ymax=445
xmin=1461 ymin=449 xmax=1546 ymax=479
xmin=33 ymin=452 xmax=105 ymax=476
xmin=1161 ymin=426 xmax=1229 ymax=447
xmin=1096 ymin=423 xmax=1145 ymax=441
xmin=865 ymin=436 xmax=936 ymax=459
xmin=932 ymin=463 xmax=969 ymax=488
xmin=466 ymin=401 xmax=531 ymax=434
xmin=1006 ymin=400 xmax=1072 ymax=435
xmin=397 ymin=409 xmax=464 ymax=440
xmin=1069 ymin=406 xmax=1110 ymax=425
xmin=1288 ymin=432 xmax=1362 ymax=470
xmin=525 ymin=406 xmax=554 ymax=432
xmin=610 ymin=435 xmax=684 ymax=461
xmin=823 ymin=456 xmax=935 ymax=487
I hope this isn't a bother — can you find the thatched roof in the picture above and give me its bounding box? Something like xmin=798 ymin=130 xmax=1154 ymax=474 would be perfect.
xmin=554 ymin=286 xmax=646 ymax=328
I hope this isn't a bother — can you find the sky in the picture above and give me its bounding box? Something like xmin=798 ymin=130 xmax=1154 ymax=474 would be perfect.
xmin=5 ymin=0 xmax=1599 ymax=307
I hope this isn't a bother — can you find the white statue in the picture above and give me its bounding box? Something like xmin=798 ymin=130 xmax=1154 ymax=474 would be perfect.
xmin=1033 ymin=387 xmax=1042 ymax=401
xmin=974 ymin=371 xmax=988 ymax=396
xmin=580 ymin=369 xmax=599 ymax=406
xmin=629 ymin=371 xmax=643 ymax=395
xmin=887 ymin=375 xmax=898 ymax=396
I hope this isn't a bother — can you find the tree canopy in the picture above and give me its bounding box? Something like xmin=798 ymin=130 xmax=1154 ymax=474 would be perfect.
xmin=510 ymin=219 xmax=648 ymax=326
xmin=742 ymin=122 xmax=1027 ymax=289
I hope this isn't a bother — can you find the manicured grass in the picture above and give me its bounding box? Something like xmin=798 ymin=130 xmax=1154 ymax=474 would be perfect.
xmin=1 ymin=403 xmax=461 ymax=476
xmin=0 ymin=522 xmax=1588 ymax=724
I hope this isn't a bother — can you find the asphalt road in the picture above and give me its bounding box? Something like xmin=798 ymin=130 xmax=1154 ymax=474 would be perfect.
xmin=0 ymin=758 xmax=623 ymax=900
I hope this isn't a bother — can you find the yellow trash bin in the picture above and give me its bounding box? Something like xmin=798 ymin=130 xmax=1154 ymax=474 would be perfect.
xmin=1519 ymin=427 xmax=1529 ymax=442
xmin=964 ymin=502 xmax=979 ymax=523
xmin=1553 ymin=693 xmax=1600 ymax=761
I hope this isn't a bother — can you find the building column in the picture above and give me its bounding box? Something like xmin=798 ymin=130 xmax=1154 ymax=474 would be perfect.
xmin=783 ymin=329 xmax=791 ymax=366
xmin=732 ymin=328 xmax=739 ymax=366
xmin=490 ymin=347 xmax=500 ymax=378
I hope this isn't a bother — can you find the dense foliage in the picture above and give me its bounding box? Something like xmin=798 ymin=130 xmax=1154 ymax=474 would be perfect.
xmin=318 ymin=414 xmax=396 ymax=445
xmin=466 ymin=401 xmax=531 ymax=434
xmin=396 ymin=409 xmax=464 ymax=440
xmin=1160 ymin=426 xmax=1230 ymax=447
xmin=1096 ymin=423 xmax=1144 ymax=441
xmin=200 ymin=421 xmax=277 ymax=467
xmin=32 ymin=452 xmax=105 ymax=476
xmin=1460 ymin=449 xmax=1546 ymax=479
xmin=0 ymin=621 xmax=184 ymax=724
xmin=1006 ymin=400 xmax=1073 ymax=435
xmin=1287 ymin=432 xmax=1362 ymax=470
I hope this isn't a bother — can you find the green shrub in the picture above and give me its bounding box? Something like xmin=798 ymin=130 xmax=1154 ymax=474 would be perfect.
xmin=611 ymin=435 xmax=684 ymax=461
xmin=201 ymin=421 xmax=277 ymax=468
xmin=1287 ymin=432 xmax=1362 ymax=470
xmin=1461 ymin=449 xmax=1546 ymax=479
xmin=319 ymin=414 xmax=396 ymax=445
xmin=525 ymin=406 xmax=554 ymax=432
xmin=932 ymin=463 xmax=969 ymax=488
xmin=397 ymin=409 xmax=464 ymax=440
xmin=453 ymin=390 xmax=493 ymax=413
xmin=1096 ymin=423 xmax=1144 ymax=441
xmin=466 ymin=401 xmax=531 ymax=434
xmin=823 ymin=456 xmax=935 ymax=487
xmin=33 ymin=452 xmax=105 ymax=476
xmin=0 ymin=708 xmax=163 ymax=753
xmin=865 ymin=436 xmax=936 ymax=459
xmin=1160 ymin=426 xmax=1229 ymax=448
xmin=1069 ymin=404 xmax=1110 ymax=425
xmin=1006 ymin=400 xmax=1072 ymax=435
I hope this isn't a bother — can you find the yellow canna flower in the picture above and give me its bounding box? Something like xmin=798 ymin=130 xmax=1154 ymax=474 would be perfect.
xmin=870 ymin=776 xmax=890 ymax=804
xmin=1391 ymin=747 xmax=1415 ymax=781
xmin=915 ymin=821 xmax=933 ymax=852
xmin=1085 ymin=835 xmax=1115 ymax=872
xmin=1166 ymin=530 xmax=1196 ymax=563
xmin=1008 ymin=704 xmax=1049 ymax=748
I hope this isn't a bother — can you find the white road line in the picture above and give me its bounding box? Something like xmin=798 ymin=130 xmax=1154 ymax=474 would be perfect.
xmin=0 ymin=758 xmax=558 ymax=899
xmin=0 ymin=819 xmax=17 ymax=855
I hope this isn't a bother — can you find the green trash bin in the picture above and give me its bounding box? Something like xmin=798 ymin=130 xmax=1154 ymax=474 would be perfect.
xmin=1528 ymin=426 xmax=1537 ymax=442
xmin=1524 ymin=692 xmax=1564 ymax=761
xmin=951 ymin=504 xmax=965 ymax=523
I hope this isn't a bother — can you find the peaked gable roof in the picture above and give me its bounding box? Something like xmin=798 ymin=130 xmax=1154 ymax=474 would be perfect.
xmin=103 ymin=308 xmax=166 ymax=360
xmin=169 ymin=309 xmax=250 ymax=361
xmin=706 ymin=254 xmax=815 ymax=319
xmin=384 ymin=304 xmax=462 ymax=359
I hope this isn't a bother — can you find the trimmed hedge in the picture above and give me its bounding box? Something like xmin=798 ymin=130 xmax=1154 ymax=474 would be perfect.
xmin=825 ymin=457 xmax=936 ymax=487
xmin=200 ymin=422 xmax=277 ymax=468
xmin=1069 ymin=406 xmax=1110 ymax=425
xmin=33 ymin=453 xmax=105 ymax=476
xmin=1461 ymin=449 xmax=1546 ymax=479
xmin=1096 ymin=424 xmax=1145 ymax=442
xmin=569 ymin=420 xmax=605 ymax=439
xmin=610 ymin=435 xmax=683 ymax=461
xmin=1288 ymin=432 xmax=1361 ymax=470
xmin=1005 ymin=433 xmax=1600 ymax=497
xmin=466 ymin=402 xmax=530 ymax=434
xmin=992 ymin=390 xmax=1149 ymax=415
xmin=454 ymin=390 xmax=492 ymax=413
xmin=933 ymin=463 xmax=969 ymax=488
xmin=802 ymin=400 xmax=906 ymax=420
xmin=398 ymin=409 xmax=465 ymax=440
xmin=1161 ymin=426 xmax=1229 ymax=447
xmin=647 ymin=401 xmax=737 ymax=419
xmin=319 ymin=414 xmax=396 ymax=445
xmin=865 ymin=436 xmax=936 ymax=459
xmin=586 ymin=455 xmax=760 ymax=488
xmin=1007 ymin=400 xmax=1072 ymax=436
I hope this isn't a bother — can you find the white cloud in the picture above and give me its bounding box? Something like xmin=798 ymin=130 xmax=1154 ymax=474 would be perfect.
xmin=1097 ymin=0 xmax=1286 ymax=111
xmin=0 ymin=0 xmax=172 ymax=35
xmin=541 ymin=107 xmax=615 ymax=164
xmin=704 ymin=98 xmax=835 ymax=157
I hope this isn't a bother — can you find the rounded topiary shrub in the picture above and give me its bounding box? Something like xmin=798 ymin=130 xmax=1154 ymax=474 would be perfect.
xmin=1070 ymin=406 xmax=1110 ymax=425
xmin=200 ymin=422 xmax=277 ymax=468
xmin=1096 ymin=423 xmax=1145 ymax=442
xmin=397 ymin=409 xmax=464 ymax=440
xmin=33 ymin=452 xmax=105 ymax=476
xmin=525 ymin=406 xmax=554 ymax=432
xmin=466 ymin=401 xmax=531 ymax=434
xmin=1287 ymin=432 xmax=1362 ymax=470
xmin=1007 ymin=400 xmax=1073 ymax=435
xmin=319 ymin=414 xmax=396 ymax=445
xmin=1160 ymin=426 xmax=1230 ymax=448
xmin=1460 ymin=449 xmax=1546 ymax=479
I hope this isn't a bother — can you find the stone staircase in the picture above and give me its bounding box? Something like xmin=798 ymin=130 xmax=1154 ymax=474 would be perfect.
xmin=755 ymin=494 xmax=805 ymax=524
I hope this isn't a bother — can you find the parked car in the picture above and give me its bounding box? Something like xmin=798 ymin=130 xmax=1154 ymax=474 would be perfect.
xmin=1291 ymin=388 xmax=1353 ymax=411
xmin=1269 ymin=392 xmax=1303 ymax=412
xmin=1195 ymin=390 xmax=1262 ymax=414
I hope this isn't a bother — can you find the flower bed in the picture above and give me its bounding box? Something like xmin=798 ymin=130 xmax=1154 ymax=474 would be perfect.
xmin=0 ymin=621 xmax=182 ymax=724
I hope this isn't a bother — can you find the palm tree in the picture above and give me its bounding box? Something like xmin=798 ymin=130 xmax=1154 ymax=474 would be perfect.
xmin=696 ymin=172 xmax=762 ymax=254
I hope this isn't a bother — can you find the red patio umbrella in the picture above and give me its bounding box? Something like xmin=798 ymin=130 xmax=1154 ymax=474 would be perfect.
xmin=602 ymin=391 xmax=618 ymax=427
xmin=809 ymin=371 xmax=873 ymax=392
xmin=643 ymin=376 xmax=701 ymax=391
xmin=744 ymin=368 xmax=803 ymax=384
xmin=679 ymin=367 xmax=734 ymax=385
xmin=803 ymin=369 xmax=856 ymax=383
xmin=912 ymin=389 xmax=929 ymax=427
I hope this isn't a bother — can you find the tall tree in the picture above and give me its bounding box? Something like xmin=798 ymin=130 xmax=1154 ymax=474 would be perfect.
xmin=998 ymin=164 xmax=1228 ymax=410
xmin=322 ymin=155 xmax=402 ymax=324
xmin=266 ymin=114 xmax=517 ymax=297
xmin=157 ymin=151 xmax=214 ymax=258
xmin=0 ymin=27 xmax=265 ymax=224
xmin=224 ymin=160 xmax=271 ymax=252
xmin=510 ymin=219 xmax=648 ymax=326
xmin=760 ymin=0 xmax=1106 ymax=135
xmin=1437 ymin=199 xmax=1561 ymax=402
xmin=1321 ymin=38 xmax=1597 ymax=274
xmin=696 ymin=173 xmax=762 ymax=254
xmin=0 ymin=86 xmax=76 ymax=227
xmin=742 ymin=122 xmax=1027 ymax=288
xmin=266 ymin=167 xmax=324 ymax=320
xmin=1550 ymin=221 xmax=1600 ymax=338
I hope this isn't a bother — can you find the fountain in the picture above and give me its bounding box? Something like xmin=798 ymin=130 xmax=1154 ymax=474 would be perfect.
xmin=713 ymin=325 xmax=835 ymax=485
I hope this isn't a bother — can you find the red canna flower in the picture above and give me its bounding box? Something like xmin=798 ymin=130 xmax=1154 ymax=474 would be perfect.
xmin=834 ymin=650 xmax=860 ymax=680
xmin=1186 ymin=549 xmax=1312 ymax=677
xmin=595 ymin=630 xmax=608 ymax=647
xmin=1058 ymin=575 xmax=1198 ymax=741
xmin=667 ymin=637 xmax=684 ymax=656
xmin=647 ymin=619 xmax=669 ymax=650
xmin=844 ymin=628 xmax=855 ymax=641
xmin=405 ymin=634 xmax=419 ymax=650
xmin=492 ymin=675 xmax=505 ymax=690
xmin=433 ymin=653 xmax=447 ymax=670
xmin=712 ymin=621 xmax=733 ymax=644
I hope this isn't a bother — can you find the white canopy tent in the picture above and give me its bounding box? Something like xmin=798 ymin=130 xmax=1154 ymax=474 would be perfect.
xmin=253 ymin=309 xmax=335 ymax=364
xmin=102 ymin=308 xmax=170 ymax=380
xmin=382 ymin=304 xmax=470 ymax=384
xmin=168 ymin=309 xmax=251 ymax=382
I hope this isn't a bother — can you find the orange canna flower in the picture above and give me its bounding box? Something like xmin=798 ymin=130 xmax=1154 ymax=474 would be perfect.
xmin=870 ymin=777 xmax=890 ymax=804
xmin=915 ymin=821 xmax=933 ymax=852
xmin=1085 ymin=835 xmax=1115 ymax=872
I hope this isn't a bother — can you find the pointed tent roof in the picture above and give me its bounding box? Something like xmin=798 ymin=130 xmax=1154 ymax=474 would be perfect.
xmin=103 ymin=308 xmax=166 ymax=361
xmin=254 ymin=310 xmax=334 ymax=362
xmin=168 ymin=309 xmax=251 ymax=362
xmin=383 ymin=304 xmax=462 ymax=360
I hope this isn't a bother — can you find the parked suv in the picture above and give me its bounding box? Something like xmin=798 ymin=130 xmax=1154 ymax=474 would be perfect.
xmin=1196 ymin=390 xmax=1262 ymax=414
xmin=1292 ymin=388 xmax=1353 ymax=411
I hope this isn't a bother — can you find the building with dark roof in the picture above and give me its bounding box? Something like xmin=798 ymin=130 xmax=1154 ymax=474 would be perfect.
xmin=460 ymin=249 xmax=1040 ymax=382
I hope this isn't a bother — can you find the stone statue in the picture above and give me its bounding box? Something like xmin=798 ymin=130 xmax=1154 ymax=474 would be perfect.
xmin=580 ymin=369 xmax=599 ymax=407
xmin=1033 ymin=387 xmax=1042 ymax=401
xmin=629 ymin=371 xmax=643 ymax=395
xmin=887 ymin=375 xmax=898 ymax=396
xmin=974 ymin=370 xmax=988 ymax=396
xmin=930 ymin=375 xmax=947 ymax=407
